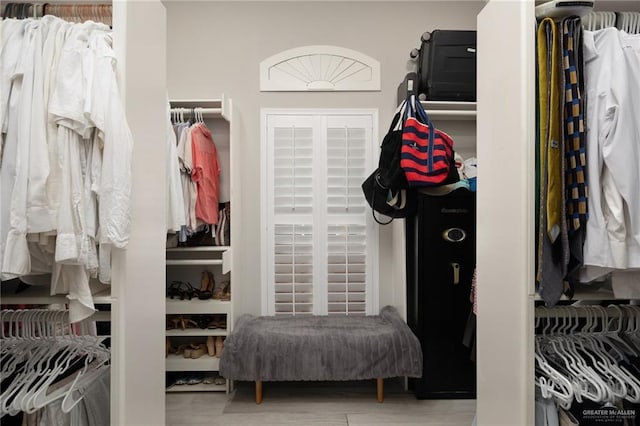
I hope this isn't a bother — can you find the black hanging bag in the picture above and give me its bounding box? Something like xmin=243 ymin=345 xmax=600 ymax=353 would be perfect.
xmin=362 ymin=101 xmax=416 ymax=224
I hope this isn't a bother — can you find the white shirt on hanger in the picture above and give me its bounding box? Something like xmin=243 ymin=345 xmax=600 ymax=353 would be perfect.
xmin=85 ymin=30 xmax=133 ymax=283
xmin=0 ymin=19 xmax=27 ymax=279
xmin=166 ymin=103 xmax=186 ymax=232
xmin=581 ymin=29 xmax=640 ymax=282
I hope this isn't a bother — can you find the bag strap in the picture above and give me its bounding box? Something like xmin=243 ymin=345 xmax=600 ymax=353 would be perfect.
xmin=407 ymin=94 xmax=436 ymax=151
xmin=390 ymin=99 xmax=409 ymax=132
xmin=371 ymin=205 xmax=394 ymax=225
xmin=412 ymin=94 xmax=433 ymax=128
xmin=369 ymin=176 xmax=395 ymax=225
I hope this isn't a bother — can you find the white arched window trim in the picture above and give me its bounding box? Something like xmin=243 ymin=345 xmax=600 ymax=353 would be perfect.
xmin=260 ymin=45 xmax=381 ymax=92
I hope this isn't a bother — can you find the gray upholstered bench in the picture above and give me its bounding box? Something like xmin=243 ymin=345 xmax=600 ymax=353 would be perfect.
xmin=219 ymin=305 xmax=423 ymax=403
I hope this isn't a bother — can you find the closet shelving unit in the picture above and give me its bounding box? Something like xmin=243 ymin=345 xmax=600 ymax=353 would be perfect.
xmin=0 ymin=3 xmax=170 ymax=423
xmin=477 ymin=1 xmax=640 ymax=424
xmin=165 ymin=97 xmax=235 ymax=393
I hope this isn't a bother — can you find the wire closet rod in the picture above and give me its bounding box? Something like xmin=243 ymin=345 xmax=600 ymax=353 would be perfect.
xmin=170 ymin=107 xmax=222 ymax=116
xmin=2 ymin=3 xmax=112 ymax=25
xmin=535 ymin=305 xmax=640 ymax=319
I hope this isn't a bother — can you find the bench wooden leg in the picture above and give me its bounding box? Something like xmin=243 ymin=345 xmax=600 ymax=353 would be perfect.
xmin=377 ymin=378 xmax=384 ymax=403
xmin=255 ymin=380 xmax=263 ymax=404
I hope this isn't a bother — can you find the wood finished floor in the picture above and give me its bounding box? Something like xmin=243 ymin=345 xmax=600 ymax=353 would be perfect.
xmin=166 ymin=380 xmax=476 ymax=426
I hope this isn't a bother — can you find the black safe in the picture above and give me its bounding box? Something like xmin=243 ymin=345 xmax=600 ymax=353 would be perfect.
xmin=406 ymin=188 xmax=476 ymax=399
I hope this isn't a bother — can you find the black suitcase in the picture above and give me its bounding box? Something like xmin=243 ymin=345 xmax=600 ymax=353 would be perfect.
xmin=417 ymin=30 xmax=477 ymax=102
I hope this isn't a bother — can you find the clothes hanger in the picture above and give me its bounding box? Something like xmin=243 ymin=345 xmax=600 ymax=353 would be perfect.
xmin=535 ymin=320 xmax=576 ymax=408
xmin=24 ymin=310 xmax=109 ymax=414
xmin=535 ymin=349 xmax=575 ymax=408
xmin=6 ymin=312 xmax=71 ymax=414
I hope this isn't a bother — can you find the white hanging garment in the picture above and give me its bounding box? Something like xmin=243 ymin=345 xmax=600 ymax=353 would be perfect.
xmin=84 ymin=30 xmax=133 ymax=283
xmin=581 ymin=29 xmax=640 ymax=282
xmin=0 ymin=19 xmax=27 ymax=280
xmin=3 ymin=19 xmax=48 ymax=276
xmin=177 ymin=125 xmax=197 ymax=232
xmin=166 ymin=102 xmax=186 ymax=232
xmin=42 ymin=17 xmax=71 ymax=228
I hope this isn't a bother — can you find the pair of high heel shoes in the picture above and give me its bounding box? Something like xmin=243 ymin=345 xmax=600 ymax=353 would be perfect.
xmin=206 ymin=336 xmax=225 ymax=358
xmin=198 ymin=271 xmax=215 ymax=300
xmin=200 ymin=270 xmax=231 ymax=301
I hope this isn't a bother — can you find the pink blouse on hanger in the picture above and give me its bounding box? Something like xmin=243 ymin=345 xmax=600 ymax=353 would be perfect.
xmin=191 ymin=122 xmax=220 ymax=225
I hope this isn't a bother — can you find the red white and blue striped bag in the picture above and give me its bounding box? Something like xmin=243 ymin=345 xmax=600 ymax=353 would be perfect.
xmin=400 ymin=95 xmax=455 ymax=186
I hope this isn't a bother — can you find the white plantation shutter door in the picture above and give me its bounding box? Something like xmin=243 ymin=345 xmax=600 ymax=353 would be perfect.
xmin=325 ymin=115 xmax=372 ymax=315
xmin=264 ymin=111 xmax=377 ymax=316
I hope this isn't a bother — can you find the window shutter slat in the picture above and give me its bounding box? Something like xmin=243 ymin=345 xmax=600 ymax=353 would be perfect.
xmin=274 ymin=126 xmax=314 ymax=214
xmin=273 ymin=224 xmax=314 ymax=315
xmin=326 ymin=127 xmax=367 ymax=214
xmin=326 ymin=224 xmax=367 ymax=315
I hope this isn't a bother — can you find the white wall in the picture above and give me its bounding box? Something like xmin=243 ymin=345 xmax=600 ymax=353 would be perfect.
xmin=165 ymin=1 xmax=483 ymax=317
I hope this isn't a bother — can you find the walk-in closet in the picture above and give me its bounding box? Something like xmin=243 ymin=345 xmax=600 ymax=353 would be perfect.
xmin=1 ymin=1 xmax=640 ymax=425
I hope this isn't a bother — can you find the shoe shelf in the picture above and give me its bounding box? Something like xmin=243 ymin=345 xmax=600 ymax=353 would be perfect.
xmin=165 ymin=354 xmax=221 ymax=372
xmin=166 ymin=382 xmax=227 ymax=393
xmin=165 ymin=259 xmax=223 ymax=266
xmin=166 ymin=298 xmax=231 ymax=315
xmin=166 ymin=246 xmax=230 ymax=252
xmin=166 ymin=329 xmax=228 ymax=337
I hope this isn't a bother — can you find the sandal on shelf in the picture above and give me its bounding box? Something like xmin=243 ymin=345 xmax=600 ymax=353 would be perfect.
xmin=212 ymin=281 xmax=228 ymax=300
xmin=166 ymin=337 xmax=173 ymax=358
xmin=214 ymin=376 xmax=226 ymax=386
xmin=203 ymin=375 xmax=215 ymax=385
xmin=168 ymin=281 xmax=200 ymax=300
xmin=166 ymin=316 xmax=180 ymax=330
xmin=207 ymin=315 xmax=226 ymax=329
xmin=218 ymin=281 xmax=231 ymax=301
xmin=183 ymin=281 xmax=201 ymax=300
xmin=174 ymin=344 xmax=187 ymax=355
xmin=166 ymin=281 xmax=185 ymax=299
xmin=194 ymin=315 xmax=209 ymax=329
xmin=190 ymin=344 xmax=207 ymax=359
xmin=179 ymin=316 xmax=198 ymax=330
